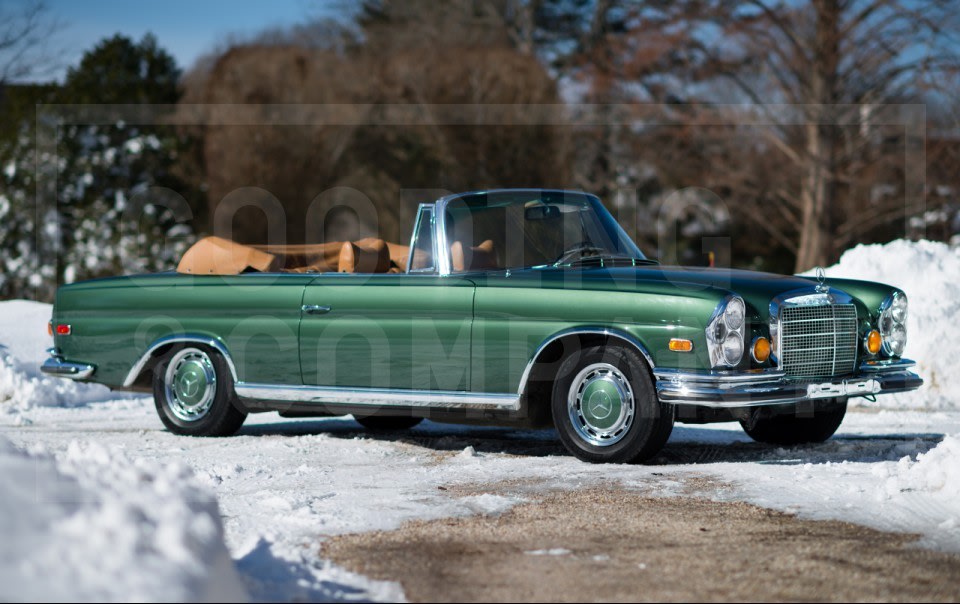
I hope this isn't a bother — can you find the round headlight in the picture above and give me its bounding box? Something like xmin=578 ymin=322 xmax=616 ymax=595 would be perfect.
xmin=724 ymin=297 xmax=745 ymax=330
xmin=879 ymin=292 xmax=908 ymax=357
xmin=712 ymin=321 xmax=727 ymax=342
xmin=885 ymin=323 xmax=907 ymax=356
xmin=891 ymin=294 xmax=908 ymax=324
xmin=722 ymin=332 xmax=744 ymax=365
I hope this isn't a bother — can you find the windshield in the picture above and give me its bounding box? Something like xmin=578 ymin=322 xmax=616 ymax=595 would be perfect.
xmin=442 ymin=190 xmax=647 ymax=273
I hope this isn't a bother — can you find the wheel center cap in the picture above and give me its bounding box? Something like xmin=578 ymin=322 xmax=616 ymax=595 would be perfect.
xmin=587 ymin=390 xmax=613 ymax=420
xmin=180 ymin=371 xmax=200 ymax=397
xmin=174 ymin=362 xmax=208 ymax=405
xmin=580 ymin=378 xmax=623 ymax=431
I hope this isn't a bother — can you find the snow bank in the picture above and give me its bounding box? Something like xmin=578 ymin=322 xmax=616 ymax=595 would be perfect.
xmin=0 ymin=436 xmax=245 ymax=602
xmin=820 ymin=239 xmax=960 ymax=409
xmin=885 ymin=433 xmax=960 ymax=499
xmin=0 ymin=300 xmax=125 ymax=410
xmin=0 ymin=300 xmax=57 ymax=373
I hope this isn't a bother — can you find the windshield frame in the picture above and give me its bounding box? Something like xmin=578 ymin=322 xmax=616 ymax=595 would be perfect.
xmin=434 ymin=189 xmax=647 ymax=276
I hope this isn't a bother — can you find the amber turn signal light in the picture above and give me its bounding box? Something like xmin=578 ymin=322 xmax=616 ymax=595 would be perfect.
xmin=47 ymin=322 xmax=53 ymax=337
xmin=668 ymin=338 xmax=693 ymax=352
xmin=751 ymin=337 xmax=771 ymax=364
xmin=865 ymin=329 xmax=882 ymax=355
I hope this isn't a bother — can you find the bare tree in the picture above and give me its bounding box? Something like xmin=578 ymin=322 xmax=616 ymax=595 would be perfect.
xmin=539 ymin=0 xmax=960 ymax=270
xmin=0 ymin=0 xmax=62 ymax=83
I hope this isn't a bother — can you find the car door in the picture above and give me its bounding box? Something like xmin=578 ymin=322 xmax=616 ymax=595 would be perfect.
xmin=299 ymin=273 xmax=475 ymax=391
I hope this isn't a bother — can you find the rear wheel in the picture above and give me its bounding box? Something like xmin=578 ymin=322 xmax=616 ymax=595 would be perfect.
xmin=354 ymin=415 xmax=423 ymax=431
xmin=152 ymin=346 xmax=247 ymax=436
xmin=740 ymin=399 xmax=847 ymax=445
xmin=552 ymin=344 xmax=673 ymax=463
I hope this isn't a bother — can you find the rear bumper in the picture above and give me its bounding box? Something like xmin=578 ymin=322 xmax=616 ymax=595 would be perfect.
xmin=40 ymin=348 xmax=95 ymax=380
xmin=654 ymin=358 xmax=922 ymax=408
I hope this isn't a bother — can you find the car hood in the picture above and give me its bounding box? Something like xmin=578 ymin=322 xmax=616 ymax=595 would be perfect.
xmin=500 ymin=265 xmax=840 ymax=319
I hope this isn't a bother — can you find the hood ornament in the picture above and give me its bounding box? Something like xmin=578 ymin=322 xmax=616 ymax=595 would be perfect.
xmin=814 ymin=266 xmax=829 ymax=293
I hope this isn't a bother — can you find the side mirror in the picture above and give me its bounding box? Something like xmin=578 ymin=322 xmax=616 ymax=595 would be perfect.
xmin=524 ymin=205 xmax=560 ymax=221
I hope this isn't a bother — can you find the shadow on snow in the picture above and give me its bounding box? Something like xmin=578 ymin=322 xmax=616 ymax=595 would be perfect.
xmin=236 ymin=418 xmax=944 ymax=466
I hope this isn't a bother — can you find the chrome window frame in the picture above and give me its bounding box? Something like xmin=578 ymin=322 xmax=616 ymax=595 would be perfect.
xmin=433 ymin=188 xmax=620 ymax=277
xmin=406 ymin=203 xmax=439 ymax=274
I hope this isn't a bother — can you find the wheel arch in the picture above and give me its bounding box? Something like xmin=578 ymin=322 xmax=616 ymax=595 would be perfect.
xmin=517 ymin=327 xmax=657 ymax=420
xmin=123 ymin=334 xmax=239 ymax=389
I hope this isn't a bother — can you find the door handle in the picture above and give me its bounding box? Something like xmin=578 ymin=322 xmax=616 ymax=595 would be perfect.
xmin=301 ymin=304 xmax=332 ymax=315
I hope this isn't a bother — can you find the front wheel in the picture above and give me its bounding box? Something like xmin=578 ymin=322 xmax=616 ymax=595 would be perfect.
xmin=552 ymin=345 xmax=673 ymax=463
xmin=740 ymin=399 xmax=847 ymax=445
xmin=153 ymin=346 xmax=247 ymax=436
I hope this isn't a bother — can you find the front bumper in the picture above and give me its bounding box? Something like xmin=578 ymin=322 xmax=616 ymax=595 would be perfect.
xmin=40 ymin=348 xmax=95 ymax=380
xmin=654 ymin=358 xmax=922 ymax=408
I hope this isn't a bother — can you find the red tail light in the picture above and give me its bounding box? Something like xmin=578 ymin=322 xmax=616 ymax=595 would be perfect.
xmin=55 ymin=324 xmax=71 ymax=336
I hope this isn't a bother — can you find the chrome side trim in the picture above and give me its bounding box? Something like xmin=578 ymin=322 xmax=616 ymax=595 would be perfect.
xmin=234 ymin=383 xmax=521 ymax=411
xmin=41 ymin=355 xmax=95 ymax=380
xmin=123 ymin=334 xmax=239 ymax=387
xmin=516 ymin=327 xmax=657 ymax=396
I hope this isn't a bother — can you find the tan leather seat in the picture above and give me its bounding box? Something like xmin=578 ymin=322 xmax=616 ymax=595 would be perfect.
xmin=356 ymin=237 xmax=411 ymax=270
xmin=338 ymin=238 xmax=392 ymax=273
xmin=450 ymin=239 xmax=499 ymax=272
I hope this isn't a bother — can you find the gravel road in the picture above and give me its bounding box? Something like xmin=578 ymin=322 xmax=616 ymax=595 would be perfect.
xmin=324 ymin=486 xmax=960 ymax=602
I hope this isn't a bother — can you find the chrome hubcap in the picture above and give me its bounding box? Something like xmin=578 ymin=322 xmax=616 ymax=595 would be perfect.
xmin=164 ymin=348 xmax=217 ymax=422
xmin=568 ymin=363 xmax=634 ymax=447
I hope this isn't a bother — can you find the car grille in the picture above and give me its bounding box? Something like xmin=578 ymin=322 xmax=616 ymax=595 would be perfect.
xmin=779 ymin=304 xmax=858 ymax=378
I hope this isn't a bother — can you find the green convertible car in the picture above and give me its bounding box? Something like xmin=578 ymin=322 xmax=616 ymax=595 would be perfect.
xmin=42 ymin=189 xmax=922 ymax=463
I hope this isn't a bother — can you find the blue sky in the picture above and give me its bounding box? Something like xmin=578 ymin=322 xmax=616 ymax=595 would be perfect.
xmin=44 ymin=0 xmax=337 ymax=77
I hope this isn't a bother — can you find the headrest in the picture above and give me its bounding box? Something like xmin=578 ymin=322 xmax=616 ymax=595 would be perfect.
xmin=450 ymin=239 xmax=498 ymax=272
xmin=338 ymin=238 xmax=392 ymax=273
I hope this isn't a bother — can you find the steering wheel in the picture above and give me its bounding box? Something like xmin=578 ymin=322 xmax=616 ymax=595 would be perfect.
xmin=552 ymin=242 xmax=607 ymax=265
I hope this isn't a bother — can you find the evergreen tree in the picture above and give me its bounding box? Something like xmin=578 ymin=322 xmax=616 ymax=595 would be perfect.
xmin=52 ymin=33 xmax=196 ymax=286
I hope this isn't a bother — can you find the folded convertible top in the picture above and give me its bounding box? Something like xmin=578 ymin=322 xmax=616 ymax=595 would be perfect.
xmin=177 ymin=236 xmax=410 ymax=275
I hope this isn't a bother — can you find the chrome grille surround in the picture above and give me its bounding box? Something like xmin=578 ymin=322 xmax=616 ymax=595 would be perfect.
xmin=769 ymin=288 xmax=859 ymax=380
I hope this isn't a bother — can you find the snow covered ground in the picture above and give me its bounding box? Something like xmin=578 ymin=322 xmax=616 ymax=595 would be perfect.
xmin=0 ymin=434 xmax=245 ymax=602
xmin=1 ymin=239 xmax=959 ymax=602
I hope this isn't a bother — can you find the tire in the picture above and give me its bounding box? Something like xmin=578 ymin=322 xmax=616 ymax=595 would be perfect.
xmin=740 ymin=399 xmax=847 ymax=445
xmin=552 ymin=344 xmax=673 ymax=464
xmin=354 ymin=415 xmax=423 ymax=431
xmin=152 ymin=345 xmax=247 ymax=436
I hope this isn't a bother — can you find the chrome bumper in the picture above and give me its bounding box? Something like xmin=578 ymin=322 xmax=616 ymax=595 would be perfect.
xmin=40 ymin=348 xmax=95 ymax=380
xmin=654 ymin=358 xmax=922 ymax=408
